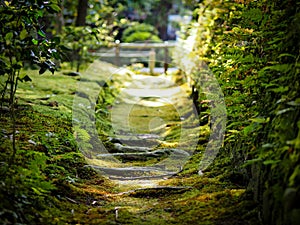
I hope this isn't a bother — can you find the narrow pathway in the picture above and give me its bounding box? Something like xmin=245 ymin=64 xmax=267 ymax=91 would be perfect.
xmin=97 ymin=72 xmax=199 ymax=187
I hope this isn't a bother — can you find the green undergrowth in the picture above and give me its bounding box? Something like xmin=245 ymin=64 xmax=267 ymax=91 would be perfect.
xmin=0 ymin=68 xmax=114 ymax=224
xmin=0 ymin=106 xmax=115 ymax=224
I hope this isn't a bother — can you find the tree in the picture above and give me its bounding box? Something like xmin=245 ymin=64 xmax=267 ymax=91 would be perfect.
xmin=75 ymin=0 xmax=88 ymax=26
xmin=0 ymin=0 xmax=62 ymax=162
xmin=149 ymin=0 xmax=173 ymax=41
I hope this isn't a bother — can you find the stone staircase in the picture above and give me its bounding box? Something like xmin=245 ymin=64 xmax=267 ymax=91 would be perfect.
xmin=92 ymin=73 xmax=199 ymax=182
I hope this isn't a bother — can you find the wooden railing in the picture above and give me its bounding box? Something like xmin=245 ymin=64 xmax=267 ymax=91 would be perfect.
xmin=89 ymin=40 xmax=177 ymax=74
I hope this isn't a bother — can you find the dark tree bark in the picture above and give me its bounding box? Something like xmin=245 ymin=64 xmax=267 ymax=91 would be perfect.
xmin=75 ymin=0 xmax=88 ymax=26
xmin=151 ymin=0 xmax=173 ymax=41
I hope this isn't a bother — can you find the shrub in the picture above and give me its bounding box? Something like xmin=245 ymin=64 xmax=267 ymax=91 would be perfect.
xmin=121 ymin=23 xmax=162 ymax=43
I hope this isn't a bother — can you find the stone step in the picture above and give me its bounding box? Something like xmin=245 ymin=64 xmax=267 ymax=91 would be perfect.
xmin=111 ymin=145 xmax=190 ymax=155
xmin=85 ymin=165 xmax=178 ymax=180
xmin=108 ymin=134 xmax=162 ymax=147
xmin=113 ymin=143 xmax=153 ymax=153
xmin=112 ymin=139 xmax=160 ymax=147
xmin=110 ymin=186 xmax=193 ymax=197
xmin=98 ymin=148 xmax=190 ymax=161
xmin=111 ymin=143 xmax=190 ymax=154
xmin=128 ymin=186 xmax=193 ymax=197
xmin=97 ymin=149 xmax=169 ymax=161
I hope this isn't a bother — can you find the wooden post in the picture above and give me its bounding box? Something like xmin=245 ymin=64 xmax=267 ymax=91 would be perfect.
xmin=115 ymin=40 xmax=120 ymax=66
xmin=149 ymin=48 xmax=156 ymax=74
xmin=164 ymin=41 xmax=169 ymax=74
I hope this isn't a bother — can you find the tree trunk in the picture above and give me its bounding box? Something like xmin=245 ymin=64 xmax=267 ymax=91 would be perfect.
xmin=56 ymin=0 xmax=65 ymax=34
xmin=153 ymin=1 xmax=172 ymax=41
xmin=75 ymin=0 xmax=88 ymax=26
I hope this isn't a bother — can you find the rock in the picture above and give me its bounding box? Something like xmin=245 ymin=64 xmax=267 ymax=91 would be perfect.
xmin=48 ymin=101 xmax=58 ymax=107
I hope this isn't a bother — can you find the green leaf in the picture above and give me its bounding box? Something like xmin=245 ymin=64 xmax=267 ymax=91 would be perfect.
xmin=262 ymin=143 xmax=274 ymax=148
xmin=48 ymin=4 xmax=61 ymax=13
xmin=243 ymin=125 xmax=254 ymax=135
xmin=18 ymin=75 xmax=32 ymax=82
xmin=289 ymin=165 xmax=300 ymax=186
xmin=278 ymin=53 xmax=296 ymax=59
xmin=276 ymin=108 xmax=295 ymax=115
xmin=286 ymin=138 xmax=300 ymax=148
xmin=260 ymin=64 xmax=292 ymax=73
xmin=249 ymin=117 xmax=270 ymax=124
xmin=32 ymin=187 xmax=47 ymax=195
xmin=228 ymin=129 xmax=239 ymax=134
xmin=36 ymin=10 xmax=44 ymax=19
xmin=5 ymin=32 xmax=13 ymax=40
xmin=269 ymin=86 xmax=289 ymax=93
xmin=20 ymin=29 xmax=28 ymax=40
xmin=262 ymin=83 xmax=278 ymax=88
xmin=287 ymin=98 xmax=300 ymax=106
xmin=242 ymin=158 xmax=262 ymax=167
xmin=5 ymin=32 xmax=13 ymax=44
xmin=38 ymin=30 xmax=46 ymax=38
xmin=32 ymin=38 xmax=38 ymax=45
xmin=263 ymin=160 xmax=281 ymax=165
xmin=275 ymin=98 xmax=287 ymax=105
xmin=51 ymin=51 xmax=61 ymax=60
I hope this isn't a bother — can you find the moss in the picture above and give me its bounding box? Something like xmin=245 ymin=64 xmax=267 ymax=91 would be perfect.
xmin=0 ymin=61 xmax=261 ymax=224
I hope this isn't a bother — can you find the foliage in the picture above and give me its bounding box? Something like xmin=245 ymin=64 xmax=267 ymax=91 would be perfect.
xmin=60 ymin=25 xmax=113 ymax=72
xmin=63 ymin=0 xmax=126 ymax=70
xmin=0 ymin=0 xmax=62 ymax=107
xmin=0 ymin=0 xmax=66 ymax=171
xmin=0 ymin=151 xmax=55 ymax=224
xmin=190 ymin=0 xmax=300 ymax=224
xmin=121 ymin=22 xmax=162 ymax=43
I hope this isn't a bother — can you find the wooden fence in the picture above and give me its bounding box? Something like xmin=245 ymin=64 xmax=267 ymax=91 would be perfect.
xmin=89 ymin=40 xmax=177 ymax=74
